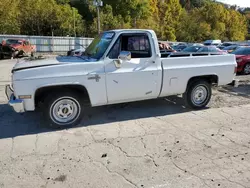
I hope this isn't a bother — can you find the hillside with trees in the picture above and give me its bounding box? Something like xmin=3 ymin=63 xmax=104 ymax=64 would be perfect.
xmin=0 ymin=0 xmax=249 ymax=42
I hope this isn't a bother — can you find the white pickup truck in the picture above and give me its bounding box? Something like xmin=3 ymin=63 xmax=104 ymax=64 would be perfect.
xmin=5 ymin=29 xmax=238 ymax=128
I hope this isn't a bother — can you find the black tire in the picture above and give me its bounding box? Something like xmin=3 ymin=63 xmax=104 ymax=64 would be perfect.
xmin=21 ymin=51 xmax=27 ymax=57
xmin=11 ymin=51 xmax=19 ymax=59
xmin=67 ymin=49 xmax=74 ymax=56
xmin=184 ymin=80 xmax=212 ymax=109
xmin=243 ymin=63 xmax=250 ymax=75
xmin=42 ymin=91 xmax=84 ymax=129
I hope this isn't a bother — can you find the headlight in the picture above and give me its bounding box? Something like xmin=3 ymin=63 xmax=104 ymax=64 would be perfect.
xmin=236 ymin=58 xmax=242 ymax=63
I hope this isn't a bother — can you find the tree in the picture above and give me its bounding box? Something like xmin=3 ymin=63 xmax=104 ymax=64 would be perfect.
xmin=156 ymin=0 xmax=183 ymax=41
xmin=18 ymin=0 xmax=84 ymax=36
xmin=0 ymin=0 xmax=248 ymax=41
xmin=103 ymin=0 xmax=152 ymax=28
xmin=0 ymin=0 xmax=20 ymax=34
xmin=225 ymin=9 xmax=248 ymax=41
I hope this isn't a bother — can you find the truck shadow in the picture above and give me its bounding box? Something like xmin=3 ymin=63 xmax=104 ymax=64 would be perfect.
xmin=0 ymin=97 xmax=194 ymax=139
xmin=217 ymin=84 xmax=250 ymax=99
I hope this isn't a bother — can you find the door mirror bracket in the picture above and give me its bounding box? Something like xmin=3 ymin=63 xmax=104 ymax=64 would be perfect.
xmin=114 ymin=59 xmax=122 ymax=68
xmin=113 ymin=51 xmax=131 ymax=68
xmin=118 ymin=51 xmax=131 ymax=61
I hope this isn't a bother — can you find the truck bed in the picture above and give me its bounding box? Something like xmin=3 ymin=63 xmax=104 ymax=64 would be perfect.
xmin=159 ymin=54 xmax=236 ymax=97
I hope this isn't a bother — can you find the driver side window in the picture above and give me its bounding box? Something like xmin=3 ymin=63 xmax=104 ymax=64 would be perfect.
xmin=108 ymin=34 xmax=152 ymax=59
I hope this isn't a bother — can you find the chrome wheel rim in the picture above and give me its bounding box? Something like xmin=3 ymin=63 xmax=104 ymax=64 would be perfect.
xmin=50 ymin=97 xmax=81 ymax=125
xmin=244 ymin=64 xmax=250 ymax=74
xmin=191 ymin=85 xmax=208 ymax=105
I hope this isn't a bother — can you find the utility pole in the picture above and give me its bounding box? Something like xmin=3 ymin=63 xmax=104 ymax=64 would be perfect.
xmin=73 ymin=8 xmax=76 ymax=37
xmin=93 ymin=0 xmax=103 ymax=34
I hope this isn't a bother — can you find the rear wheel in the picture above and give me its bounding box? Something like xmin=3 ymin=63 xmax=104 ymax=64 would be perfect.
xmin=43 ymin=91 xmax=84 ymax=129
xmin=243 ymin=63 xmax=250 ymax=75
xmin=184 ymin=80 xmax=211 ymax=109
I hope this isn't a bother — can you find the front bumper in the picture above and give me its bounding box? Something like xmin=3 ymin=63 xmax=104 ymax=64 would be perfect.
xmin=5 ymin=85 xmax=25 ymax=113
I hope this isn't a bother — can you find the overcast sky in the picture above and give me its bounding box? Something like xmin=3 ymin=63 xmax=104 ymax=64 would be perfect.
xmin=217 ymin=0 xmax=250 ymax=7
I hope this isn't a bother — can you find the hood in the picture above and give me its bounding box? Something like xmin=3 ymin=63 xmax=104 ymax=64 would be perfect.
xmin=9 ymin=44 xmax=21 ymax=48
xmin=12 ymin=55 xmax=98 ymax=73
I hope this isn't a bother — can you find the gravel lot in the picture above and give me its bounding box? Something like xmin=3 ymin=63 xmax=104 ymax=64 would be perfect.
xmin=0 ymin=59 xmax=250 ymax=188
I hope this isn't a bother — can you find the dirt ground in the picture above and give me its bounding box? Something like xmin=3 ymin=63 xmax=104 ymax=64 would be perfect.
xmin=0 ymin=59 xmax=250 ymax=188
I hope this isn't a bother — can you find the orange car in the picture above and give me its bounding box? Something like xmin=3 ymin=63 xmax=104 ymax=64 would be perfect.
xmin=0 ymin=39 xmax=36 ymax=59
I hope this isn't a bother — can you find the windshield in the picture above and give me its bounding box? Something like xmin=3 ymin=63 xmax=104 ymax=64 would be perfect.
xmin=84 ymin=32 xmax=115 ymax=59
xmin=6 ymin=39 xmax=22 ymax=45
xmin=231 ymin=47 xmax=250 ymax=55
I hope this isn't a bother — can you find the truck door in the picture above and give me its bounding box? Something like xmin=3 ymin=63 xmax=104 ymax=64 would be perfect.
xmin=104 ymin=32 xmax=162 ymax=104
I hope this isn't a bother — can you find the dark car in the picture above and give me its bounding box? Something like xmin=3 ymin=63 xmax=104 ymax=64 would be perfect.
xmin=172 ymin=45 xmax=188 ymax=52
xmin=231 ymin=47 xmax=250 ymax=74
xmin=182 ymin=46 xmax=203 ymax=52
xmin=197 ymin=46 xmax=227 ymax=54
xmin=0 ymin=43 xmax=3 ymax=59
xmin=223 ymin=45 xmax=243 ymax=53
xmin=217 ymin=42 xmax=236 ymax=50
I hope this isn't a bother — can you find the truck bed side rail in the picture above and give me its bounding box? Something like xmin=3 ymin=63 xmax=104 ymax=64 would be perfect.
xmin=160 ymin=51 xmax=226 ymax=58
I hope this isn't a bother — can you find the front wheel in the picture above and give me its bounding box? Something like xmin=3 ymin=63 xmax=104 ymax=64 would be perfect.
xmin=43 ymin=91 xmax=84 ymax=128
xmin=184 ymin=80 xmax=212 ymax=109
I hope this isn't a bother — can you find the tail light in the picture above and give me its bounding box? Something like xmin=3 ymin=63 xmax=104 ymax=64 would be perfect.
xmin=234 ymin=66 xmax=237 ymax=73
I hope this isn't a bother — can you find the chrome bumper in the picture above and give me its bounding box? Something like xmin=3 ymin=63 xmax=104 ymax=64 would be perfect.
xmin=5 ymin=85 xmax=25 ymax=113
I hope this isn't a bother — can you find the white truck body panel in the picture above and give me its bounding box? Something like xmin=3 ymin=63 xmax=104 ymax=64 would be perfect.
xmin=103 ymin=30 xmax=162 ymax=104
xmin=160 ymin=54 xmax=236 ymax=97
xmin=13 ymin=57 xmax=107 ymax=110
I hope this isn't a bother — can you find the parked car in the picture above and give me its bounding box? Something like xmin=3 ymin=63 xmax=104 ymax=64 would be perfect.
xmin=0 ymin=39 xmax=36 ymax=59
xmin=67 ymin=46 xmax=86 ymax=56
xmin=191 ymin=43 xmax=204 ymax=46
xmin=172 ymin=45 xmax=188 ymax=52
xmin=204 ymin=40 xmax=222 ymax=46
xmin=223 ymin=45 xmax=243 ymax=53
xmin=6 ymin=29 xmax=237 ymax=128
xmin=181 ymin=46 xmax=203 ymax=52
xmin=197 ymin=46 xmax=227 ymax=54
xmin=231 ymin=46 xmax=250 ymax=74
xmin=217 ymin=42 xmax=236 ymax=50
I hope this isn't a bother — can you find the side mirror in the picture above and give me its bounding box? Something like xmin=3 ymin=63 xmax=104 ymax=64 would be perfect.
xmin=114 ymin=51 xmax=131 ymax=68
xmin=118 ymin=51 xmax=131 ymax=61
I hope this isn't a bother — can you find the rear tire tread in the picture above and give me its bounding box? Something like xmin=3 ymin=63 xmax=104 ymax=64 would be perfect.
xmin=184 ymin=79 xmax=212 ymax=109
